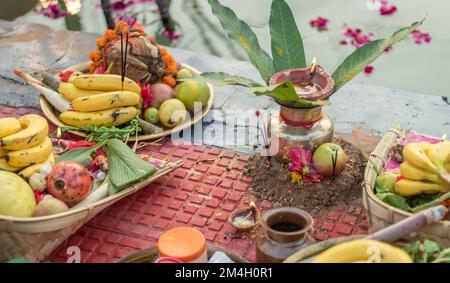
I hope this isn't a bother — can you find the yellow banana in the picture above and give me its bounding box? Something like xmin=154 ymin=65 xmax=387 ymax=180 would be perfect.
xmin=400 ymin=162 xmax=446 ymax=185
xmin=18 ymin=153 xmax=55 ymax=180
xmin=72 ymin=91 xmax=141 ymax=112
xmin=446 ymin=154 xmax=450 ymax=172
xmin=394 ymin=179 xmax=448 ymax=196
xmin=314 ymin=239 xmax=412 ymax=263
xmin=73 ymin=74 xmax=141 ymax=94
xmin=0 ymin=117 xmax=21 ymax=138
xmin=403 ymin=143 xmax=438 ymax=173
xmin=0 ymin=157 xmax=21 ymax=172
xmin=428 ymin=142 xmax=450 ymax=172
xmin=59 ymin=106 xmax=138 ymax=127
xmin=58 ymin=82 xmax=102 ymax=101
xmin=6 ymin=137 xmax=52 ymax=168
xmin=1 ymin=114 xmax=49 ymax=151
xmin=0 ymin=148 xmax=8 ymax=158
xmin=414 ymin=142 xmax=434 ymax=154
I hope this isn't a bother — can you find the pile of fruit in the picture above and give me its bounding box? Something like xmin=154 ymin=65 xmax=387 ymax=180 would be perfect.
xmin=0 ymin=115 xmax=94 ymax=218
xmin=376 ymin=141 xmax=450 ymax=212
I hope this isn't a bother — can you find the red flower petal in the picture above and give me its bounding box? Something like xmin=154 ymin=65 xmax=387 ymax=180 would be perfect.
xmin=59 ymin=70 xmax=74 ymax=83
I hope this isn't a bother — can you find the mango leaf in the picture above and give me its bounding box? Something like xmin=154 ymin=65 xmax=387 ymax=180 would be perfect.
xmin=332 ymin=19 xmax=424 ymax=92
xmin=376 ymin=192 xmax=411 ymax=212
xmin=105 ymin=139 xmax=156 ymax=193
xmin=250 ymin=80 xmax=325 ymax=108
xmin=194 ymin=72 xmax=263 ymax=87
xmin=56 ymin=143 xmax=103 ymax=167
xmin=208 ymin=0 xmax=275 ymax=82
xmin=270 ymin=0 xmax=306 ymax=71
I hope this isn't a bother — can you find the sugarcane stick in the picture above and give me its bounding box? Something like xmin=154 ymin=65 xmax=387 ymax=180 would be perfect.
xmin=41 ymin=71 xmax=61 ymax=91
xmin=14 ymin=68 xmax=71 ymax=113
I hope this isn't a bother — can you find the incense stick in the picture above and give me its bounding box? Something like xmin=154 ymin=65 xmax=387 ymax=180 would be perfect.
xmin=120 ymin=28 xmax=124 ymax=92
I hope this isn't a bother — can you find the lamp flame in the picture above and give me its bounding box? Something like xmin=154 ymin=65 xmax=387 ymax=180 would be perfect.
xmin=310 ymin=57 xmax=317 ymax=74
xmin=250 ymin=201 xmax=256 ymax=209
xmin=56 ymin=127 xmax=62 ymax=139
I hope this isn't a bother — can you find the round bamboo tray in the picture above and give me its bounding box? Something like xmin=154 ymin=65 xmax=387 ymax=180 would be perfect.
xmin=116 ymin=244 xmax=249 ymax=263
xmin=40 ymin=61 xmax=214 ymax=141
xmin=363 ymin=124 xmax=450 ymax=246
xmin=0 ymin=159 xmax=182 ymax=263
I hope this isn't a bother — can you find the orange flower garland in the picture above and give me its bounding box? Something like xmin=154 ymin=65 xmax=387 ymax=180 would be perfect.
xmin=160 ymin=47 xmax=177 ymax=87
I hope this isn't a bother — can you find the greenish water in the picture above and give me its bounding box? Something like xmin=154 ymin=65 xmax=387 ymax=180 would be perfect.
xmin=9 ymin=0 xmax=450 ymax=97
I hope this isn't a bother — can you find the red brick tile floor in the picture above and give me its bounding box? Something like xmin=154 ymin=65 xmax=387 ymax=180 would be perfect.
xmin=0 ymin=106 xmax=368 ymax=263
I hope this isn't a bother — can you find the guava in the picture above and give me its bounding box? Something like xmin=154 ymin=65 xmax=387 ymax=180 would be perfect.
xmin=33 ymin=195 xmax=69 ymax=217
xmin=312 ymin=143 xmax=348 ymax=177
xmin=158 ymin=99 xmax=187 ymax=128
xmin=144 ymin=107 xmax=160 ymax=124
xmin=175 ymin=80 xmax=210 ymax=111
xmin=150 ymin=83 xmax=175 ymax=108
xmin=176 ymin=68 xmax=193 ymax=80
xmin=0 ymin=171 xmax=36 ymax=217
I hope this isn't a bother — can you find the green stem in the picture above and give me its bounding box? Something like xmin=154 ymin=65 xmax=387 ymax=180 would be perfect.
xmin=411 ymin=191 xmax=450 ymax=213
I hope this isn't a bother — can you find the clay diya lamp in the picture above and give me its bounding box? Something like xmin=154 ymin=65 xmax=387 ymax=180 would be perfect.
xmin=228 ymin=201 xmax=260 ymax=232
xmin=51 ymin=128 xmax=69 ymax=155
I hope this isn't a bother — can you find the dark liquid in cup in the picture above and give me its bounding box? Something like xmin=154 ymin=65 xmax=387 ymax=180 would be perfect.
xmin=270 ymin=221 xmax=303 ymax=232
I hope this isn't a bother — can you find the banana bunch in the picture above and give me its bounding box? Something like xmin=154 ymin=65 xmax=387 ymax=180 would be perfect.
xmin=314 ymin=239 xmax=412 ymax=263
xmin=395 ymin=142 xmax=450 ymax=196
xmin=58 ymin=74 xmax=141 ymax=128
xmin=0 ymin=115 xmax=54 ymax=176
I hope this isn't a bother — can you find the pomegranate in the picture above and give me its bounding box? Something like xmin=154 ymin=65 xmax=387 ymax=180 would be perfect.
xmin=47 ymin=161 xmax=92 ymax=207
xmin=312 ymin=143 xmax=348 ymax=177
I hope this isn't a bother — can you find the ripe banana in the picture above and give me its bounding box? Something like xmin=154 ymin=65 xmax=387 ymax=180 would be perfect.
xmin=403 ymin=143 xmax=438 ymax=174
xmin=428 ymin=142 xmax=450 ymax=171
xmin=313 ymin=239 xmax=412 ymax=263
xmin=394 ymin=179 xmax=448 ymax=196
xmin=18 ymin=153 xmax=55 ymax=180
xmin=413 ymin=142 xmax=434 ymax=154
xmin=58 ymin=82 xmax=102 ymax=101
xmin=400 ymin=162 xmax=446 ymax=185
xmin=72 ymin=74 xmax=141 ymax=94
xmin=6 ymin=137 xmax=52 ymax=168
xmin=72 ymin=91 xmax=141 ymax=112
xmin=0 ymin=117 xmax=21 ymax=138
xmin=0 ymin=157 xmax=21 ymax=172
xmin=59 ymin=106 xmax=138 ymax=127
xmin=1 ymin=114 xmax=49 ymax=151
xmin=0 ymin=148 xmax=8 ymax=158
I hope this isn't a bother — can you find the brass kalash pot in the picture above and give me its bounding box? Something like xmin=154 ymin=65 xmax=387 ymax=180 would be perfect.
xmin=268 ymin=64 xmax=334 ymax=162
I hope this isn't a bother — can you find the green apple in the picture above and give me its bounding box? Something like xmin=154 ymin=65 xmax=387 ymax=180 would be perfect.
xmin=176 ymin=68 xmax=193 ymax=80
xmin=144 ymin=107 xmax=159 ymax=124
xmin=312 ymin=143 xmax=348 ymax=177
xmin=175 ymin=80 xmax=210 ymax=111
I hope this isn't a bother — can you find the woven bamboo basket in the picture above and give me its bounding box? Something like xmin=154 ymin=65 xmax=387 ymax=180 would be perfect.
xmin=0 ymin=159 xmax=182 ymax=262
xmin=116 ymin=244 xmax=249 ymax=263
xmin=363 ymin=124 xmax=450 ymax=246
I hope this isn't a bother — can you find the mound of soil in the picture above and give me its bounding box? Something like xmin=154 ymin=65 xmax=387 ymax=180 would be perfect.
xmin=244 ymin=139 xmax=366 ymax=216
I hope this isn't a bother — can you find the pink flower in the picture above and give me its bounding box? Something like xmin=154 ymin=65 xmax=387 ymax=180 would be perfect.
xmin=411 ymin=29 xmax=431 ymax=45
xmin=162 ymin=28 xmax=182 ymax=40
xmin=288 ymin=147 xmax=323 ymax=183
xmin=379 ymin=0 xmax=397 ymax=16
xmin=255 ymin=110 xmax=261 ymax=117
xmin=138 ymin=82 xmax=154 ymax=110
xmin=341 ymin=27 xmax=373 ymax=48
xmin=37 ymin=3 xmax=68 ymax=19
xmin=364 ymin=65 xmax=374 ymax=75
xmin=94 ymin=67 xmax=107 ymax=74
xmin=310 ymin=17 xmax=329 ymax=31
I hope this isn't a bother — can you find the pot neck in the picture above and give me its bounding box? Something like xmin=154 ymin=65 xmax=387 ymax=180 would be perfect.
xmin=261 ymin=208 xmax=313 ymax=243
xmin=279 ymin=106 xmax=323 ymax=126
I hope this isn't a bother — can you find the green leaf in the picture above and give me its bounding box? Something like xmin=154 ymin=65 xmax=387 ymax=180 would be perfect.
xmin=423 ymin=240 xmax=441 ymax=262
xmin=56 ymin=143 xmax=103 ymax=167
xmin=332 ymin=19 xmax=424 ymax=92
xmin=250 ymin=80 xmax=326 ymax=108
xmin=403 ymin=241 xmax=421 ymax=263
xmin=104 ymin=139 xmax=156 ymax=193
xmin=195 ymin=72 xmax=263 ymax=87
xmin=208 ymin=0 xmax=275 ymax=82
xmin=376 ymin=192 xmax=411 ymax=212
xmin=269 ymin=0 xmax=306 ymax=71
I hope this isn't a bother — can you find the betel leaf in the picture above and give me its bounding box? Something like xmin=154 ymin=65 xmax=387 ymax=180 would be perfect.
xmin=376 ymin=192 xmax=411 ymax=212
xmin=208 ymin=0 xmax=275 ymax=82
xmin=269 ymin=0 xmax=306 ymax=71
xmin=104 ymin=139 xmax=156 ymax=193
xmin=332 ymin=19 xmax=424 ymax=92
xmin=195 ymin=72 xmax=263 ymax=87
xmin=56 ymin=143 xmax=103 ymax=167
xmin=250 ymin=80 xmax=327 ymax=108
